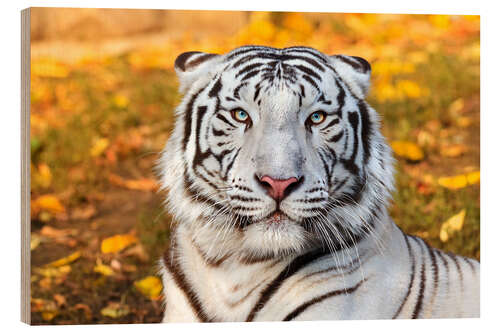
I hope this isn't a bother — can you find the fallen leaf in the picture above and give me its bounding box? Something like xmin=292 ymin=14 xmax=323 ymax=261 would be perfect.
xmin=71 ymin=205 xmax=97 ymax=220
xmin=134 ymin=276 xmax=163 ymax=300
xmin=73 ymin=303 xmax=92 ymax=320
xmin=101 ymin=234 xmax=138 ymax=254
xmin=90 ymin=138 xmax=110 ymax=157
xmin=124 ymin=243 xmax=149 ymax=262
xmin=47 ymin=251 xmax=81 ymax=267
xmin=440 ymin=144 xmax=468 ymax=158
xmin=457 ymin=116 xmax=472 ymax=128
xmin=391 ymin=141 xmax=424 ymax=162
xmin=31 ymin=234 xmax=41 ymax=251
xmin=448 ymin=98 xmax=464 ymax=115
xmin=94 ymin=263 xmax=114 ymax=276
xmin=34 ymin=265 xmax=72 ymax=278
xmin=466 ymin=171 xmax=480 ymax=185
xmin=108 ymin=173 xmax=159 ymax=192
xmin=440 ymin=209 xmax=466 ymax=242
xmin=113 ymin=94 xmax=130 ymax=109
xmin=32 ymin=195 xmax=66 ymax=215
xmin=438 ymin=171 xmax=480 ymax=190
xmin=33 ymin=163 xmax=52 ymax=189
xmin=53 ymin=294 xmax=66 ymax=307
xmin=100 ymin=302 xmax=130 ymax=318
xmin=40 ymin=226 xmax=77 ymax=238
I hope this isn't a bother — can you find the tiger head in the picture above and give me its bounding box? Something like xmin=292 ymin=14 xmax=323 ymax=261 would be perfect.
xmin=159 ymin=46 xmax=394 ymax=258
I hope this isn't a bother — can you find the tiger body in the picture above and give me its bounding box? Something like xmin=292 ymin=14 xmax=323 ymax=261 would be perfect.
xmin=158 ymin=45 xmax=480 ymax=322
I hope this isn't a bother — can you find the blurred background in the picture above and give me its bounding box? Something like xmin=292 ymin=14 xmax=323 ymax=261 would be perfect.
xmin=29 ymin=8 xmax=480 ymax=324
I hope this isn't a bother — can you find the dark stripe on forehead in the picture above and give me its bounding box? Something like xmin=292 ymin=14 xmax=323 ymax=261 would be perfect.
xmin=294 ymin=64 xmax=322 ymax=81
xmin=209 ymin=77 xmax=222 ymax=98
xmin=226 ymin=45 xmax=272 ymax=60
xmin=236 ymin=62 xmax=265 ymax=78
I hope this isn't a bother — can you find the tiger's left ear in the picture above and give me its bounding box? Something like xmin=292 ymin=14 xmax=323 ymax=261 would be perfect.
xmin=174 ymin=51 xmax=223 ymax=94
xmin=330 ymin=55 xmax=371 ymax=99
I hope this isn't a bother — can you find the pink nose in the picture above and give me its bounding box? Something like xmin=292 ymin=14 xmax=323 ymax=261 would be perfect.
xmin=259 ymin=176 xmax=300 ymax=202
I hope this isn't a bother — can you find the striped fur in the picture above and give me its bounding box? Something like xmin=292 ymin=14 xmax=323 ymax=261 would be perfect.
xmin=157 ymin=46 xmax=479 ymax=322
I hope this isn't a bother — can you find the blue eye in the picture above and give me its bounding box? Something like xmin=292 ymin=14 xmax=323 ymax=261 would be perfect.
xmin=309 ymin=111 xmax=326 ymax=125
xmin=232 ymin=109 xmax=250 ymax=123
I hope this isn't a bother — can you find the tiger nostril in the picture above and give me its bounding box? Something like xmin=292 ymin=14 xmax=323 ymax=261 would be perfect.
xmin=256 ymin=174 xmax=303 ymax=202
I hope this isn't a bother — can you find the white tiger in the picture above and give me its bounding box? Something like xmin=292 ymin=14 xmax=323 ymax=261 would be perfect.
xmin=157 ymin=45 xmax=480 ymax=322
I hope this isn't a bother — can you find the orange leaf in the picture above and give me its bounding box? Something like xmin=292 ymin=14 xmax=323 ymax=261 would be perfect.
xmin=32 ymin=195 xmax=66 ymax=215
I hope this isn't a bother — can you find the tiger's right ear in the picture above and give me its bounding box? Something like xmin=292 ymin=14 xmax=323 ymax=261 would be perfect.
xmin=174 ymin=51 xmax=222 ymax=94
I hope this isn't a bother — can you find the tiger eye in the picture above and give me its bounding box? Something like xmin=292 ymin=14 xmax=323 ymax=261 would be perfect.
xmin=232 ymin=109 xmax=250 ymax=123
xmin=309 ymin=111 xmax=326 ymax=125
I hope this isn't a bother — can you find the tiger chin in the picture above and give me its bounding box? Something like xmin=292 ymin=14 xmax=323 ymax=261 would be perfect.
xmin=157 ymin=45 xmax=479 ymax=322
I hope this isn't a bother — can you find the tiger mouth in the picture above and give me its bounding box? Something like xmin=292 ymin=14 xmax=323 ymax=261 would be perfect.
xmin=261 ymin=210 xmax=297 ymax=225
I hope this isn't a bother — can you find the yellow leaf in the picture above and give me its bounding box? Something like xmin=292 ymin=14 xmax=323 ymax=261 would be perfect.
xmin=101 ymin=234 xmax=138 ymax=254
xmin=94 ymin=264 xmax=114 ymax=276
xmin=113 ymin=94 xmax=130 ymax=108
xmin=438 ymin=171 xmax=480 ymax=190
xmin=31 ymin=234 xmax=41 ymax=251
xmin=90 ymin=138 xmax=109 ymax=157
xmin=101 ymin=303 xmax=130 ymax=318
xmin=41 ymin=311 xmax=58 ymax=321
xmin=440 ymin=209 xmax=466 ymax=242
xmin=32 ymin=58 xmax=70 ymax=78
xmin=134 ymin=276 xmax=163 ymax=300
xmin=391 ymin=141 xmax=424 ymax=162
xmin=449 ymin=98 xmax=464 ymax=115
xmin=438 ymin=175 xmax=468 ymax=190
xmin=466 ymin=171 xmax=480 ymax=185
xmin=34 ymin=265 xmax=71 ymax=278
xmin=33 ymin=163 xmax=52 ymax=189
xmin=47 ymin=251 xmax=81 ymax=268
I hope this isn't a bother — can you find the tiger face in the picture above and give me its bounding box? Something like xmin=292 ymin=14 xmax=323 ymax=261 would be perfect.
xmin=159 ymin=46 xmax=394 ymax=258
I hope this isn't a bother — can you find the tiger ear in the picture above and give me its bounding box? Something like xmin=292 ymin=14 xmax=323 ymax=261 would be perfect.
xmin=174 ymin=51 xmax=222 ymax=94
xmin=330 ymin=55 xmax=371 ymax=99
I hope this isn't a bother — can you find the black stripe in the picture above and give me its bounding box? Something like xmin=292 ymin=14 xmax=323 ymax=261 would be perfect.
xmin=163 ymin=248 xmax=213 ymax=322
xmin=392 ymin=234 xmax=416 ymax=319
xmin=320 ymin=118 xmax=340 ymax=131
xmin=283 ymin=279 xmax=365 ymax=321
xmin=236 ymin=62 xmax=265 ymax=78
xmin=358 ymin=101 xmax=372 ymax=164
xmin=302 ymin=74 xmax=320 ymax=92
xmin=447 ymin=252 xmax=464 ymax=290
xmin=327 ymin=130 xmax=344 ymax=143
xmin=411 ymin=238 xmax=427 ymax=319
xmin=422 ymin=240 xmax=439 ymax=306
xmin=208 ymin=77 xmax=222 ymax=98
xmin=216 ymin=113 xmax=237 ymax=128
xmin=246 ymin=248 xmax=329 ymax=321
xmin=182 ymin=87 xmax=205 ymax=151
xmin=294 ymin=64 xmax=322 ymax=81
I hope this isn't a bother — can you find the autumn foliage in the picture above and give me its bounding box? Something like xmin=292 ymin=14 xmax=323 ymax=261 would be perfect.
xmin=30 ymin=11 xmax=479 ymax=324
